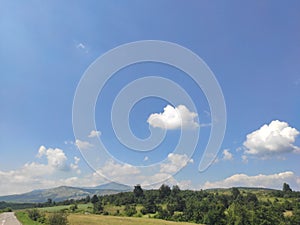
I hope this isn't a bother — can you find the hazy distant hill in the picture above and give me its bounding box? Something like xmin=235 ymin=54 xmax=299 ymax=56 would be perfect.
xmin=0 ymin=182 xmax=132 ymax=203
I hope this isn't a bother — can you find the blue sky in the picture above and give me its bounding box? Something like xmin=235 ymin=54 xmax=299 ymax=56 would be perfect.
xmin=1 ymin=0 xmax=300 ymax=195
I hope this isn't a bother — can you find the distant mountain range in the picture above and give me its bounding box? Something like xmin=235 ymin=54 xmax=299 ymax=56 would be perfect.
xmin=0 ymin=182 xmax=132 ymax=203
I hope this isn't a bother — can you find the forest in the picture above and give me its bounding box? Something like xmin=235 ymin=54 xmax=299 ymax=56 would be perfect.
xmin=86 ymin=183 xmax=300 ymax=225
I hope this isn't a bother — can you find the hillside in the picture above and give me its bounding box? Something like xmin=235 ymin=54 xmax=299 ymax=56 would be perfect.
xmin=0 ymin=182 xmax=132 ymax=203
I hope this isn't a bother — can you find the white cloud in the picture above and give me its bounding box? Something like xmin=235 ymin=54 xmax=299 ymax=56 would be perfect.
xmin=144 ymin=176 xmax=194 ymax=190
xmin=147 ymin=105 xmax=199 ymax=130
xmin=64 ymin=140 xmax=74 ymax=145
xmin=37 ymin=146 xmax=69 ymax=171
xmin=75 ymin=139 xmax=93 ymax=150
xmin=76 ymin=43 xmax=86 ymax=49
xmin=241 ymin=155 xmax=248 ymax=163
xmin=70 ymin=156 xmax=81 ymax=174
xmin=243 ymin=120 xmax=300 ymax=158
xmin=75 ymin=42 xmax=89 ymax=53
xmin=97 ymin=160 xmax=140 ymax=181
xmin=222 ymin=149 xmax=233 ymax=161
xmin=160 ymin=153 xmax=192 ymax=173
xmin=0 ymin=146 xmax=84 ymax=195
xmin=37 ymin=145 xmax=46 ymax=158
xmin=203 ymin=171 xmax=298 ymax=190
xmin=88 ymin=130 xmax=101 ymax=138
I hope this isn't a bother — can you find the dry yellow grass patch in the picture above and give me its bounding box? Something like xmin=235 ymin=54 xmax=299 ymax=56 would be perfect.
xmin=68 ymin=214 xmax=198 ymax=225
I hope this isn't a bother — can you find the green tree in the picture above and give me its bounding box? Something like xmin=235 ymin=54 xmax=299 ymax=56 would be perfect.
xmin=283 ymin=183 xmax=292 ymax=192
xmin=141 ymin=197 xmax=157 ymax=214
xmin=254 ymin=205 xmax=284 ymax=225
xmin=159 ymin=184 xmax=171 ymax=200
xmin=91 ymin=194 xmax=99 ymax=204
xmin=231 ymin=187 xmax=240 ymax=200
xmin=245 ymin=192 xmax=258 ymax=206
xmin=85 ymin=195 xmax=91 ymax=203
xmin=124 ymin=204 xmax=137 ymax=217
xmin=171 ymin=185 xmax=181 ymax=196
xmin=203 ymin=204 xmax=226 ymax=225
xmin=133 ymin=184 xmax=144 ymax=198
xmin=93 ymin=201 xmax=103 ymax=214
xmin=226 ymin=202 xmax=251 ymax=225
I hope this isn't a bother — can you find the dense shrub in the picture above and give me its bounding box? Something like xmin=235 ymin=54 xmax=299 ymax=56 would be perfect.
xmin=47 ymin=212 xmax=68 ymax=225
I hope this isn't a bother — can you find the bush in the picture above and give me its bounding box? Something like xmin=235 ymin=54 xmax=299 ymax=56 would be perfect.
xmin=27 ymin=209 xmax=41 ymax=221
xmin=0 ymin=207 xmax=12 ymax=212
xmin=69 ymin=204 xmax=78 ymax=212
xmin=47 ymin=212 xmax=68 ymax=225
xmin=124 ymin=205 xmax=137 ymax=217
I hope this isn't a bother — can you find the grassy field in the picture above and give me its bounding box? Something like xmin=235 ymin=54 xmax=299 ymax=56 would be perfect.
xmin=68 ymin=214 xmax=199 ymax=225
xmin=37 ymin=203 xmax=93 ymax=213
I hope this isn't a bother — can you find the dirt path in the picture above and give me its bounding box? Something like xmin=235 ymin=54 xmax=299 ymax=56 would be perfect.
xmin=0 ymin=212 xmax=22 ymax=225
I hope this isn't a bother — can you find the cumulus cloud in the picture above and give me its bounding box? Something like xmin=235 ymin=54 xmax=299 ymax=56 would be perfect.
xmin=203 ymin=171 xmax=298 ymax=190
xmin=75 ymin=139 xmax=93 ymax=150
xmin=243 ymin=120 xmax=300 ymax=158
xmin=222 ymin=149 xmax=233 ymax=161
xmin=160 ymin=153 xmax=192 ymax=173
xmin=0 ymin=146 xmax=84 ymax=195
xmin=147 ymin=105 xmax=199 ymax=130
xmin=88 ymin=130 xmax=101 ymax=138
xmin=37 ymin=146 xmax=69 ymax=171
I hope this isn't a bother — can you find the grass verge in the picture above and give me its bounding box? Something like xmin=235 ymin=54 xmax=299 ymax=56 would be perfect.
xmin=15 ymin=211 xmax=43 ymax=225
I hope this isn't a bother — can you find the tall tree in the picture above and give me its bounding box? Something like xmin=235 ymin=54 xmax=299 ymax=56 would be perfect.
xmin=91 ymin=194 xmax=99 ymax=204
xmin=133 ymin=184 xmax=144 ymax=198
xmin=231 ymin=187 xmax=240 ymax=200
xmin=159 ymin=184 xmax=171 ymax=199
xmin=283 ymin=183 xmax=292 ymax=192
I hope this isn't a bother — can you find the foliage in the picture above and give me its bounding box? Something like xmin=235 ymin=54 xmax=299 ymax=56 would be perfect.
xmin=13 ymin=182 xmax=300 ymax=225
xmin=47 ymin=212 xmax=68 ymax=225
xmin=93 ymin=201 xmax=103 ymax=214
xmin=133 ymin=184 xmax=144 ymax=199
xmin=91 ymin=194 xmax=99 ymax=204
xmin=27 ymin=209 xmax=44 ymax=222
xmin=69 ymin=204 xmax=78 ymax=212
xmin=0 ymin=207 xmax=12 ymax=212
xmin=159 ymin=184 xmax=171 ymax=200
xmin=124 ymin=204 xmax=137 ymax=216
xmin=0 ymin=201 xmax=36 ymax=210
xmin=283 ymin=183 xmax=292 ymax=192
xmin=15 ymin=211 xmax=43 ymax=225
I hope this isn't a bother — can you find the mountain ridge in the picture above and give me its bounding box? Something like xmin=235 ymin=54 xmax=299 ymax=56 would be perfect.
xmin=0 ymin=182 xmax=132 ymax=203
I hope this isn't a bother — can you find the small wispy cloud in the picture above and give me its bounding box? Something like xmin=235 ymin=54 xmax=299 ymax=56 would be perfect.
xmin=88 ymin=130 xmax=101 ymax=138
xmin=76 ymin=43 xmax=86 ymax=49
xmin=222 ymin=149 xmax=233 ymax=161
xmin=75 ymin=139 xmax=93 ymax=150
xmin=75 ymin=41 xmax=88 ymax=53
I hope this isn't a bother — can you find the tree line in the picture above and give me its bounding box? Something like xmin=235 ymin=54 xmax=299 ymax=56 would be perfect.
xmin=89 ymin=183 xmax=300 ymax=225
xmin=3 ymin=182 xmax=300 ymax=225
